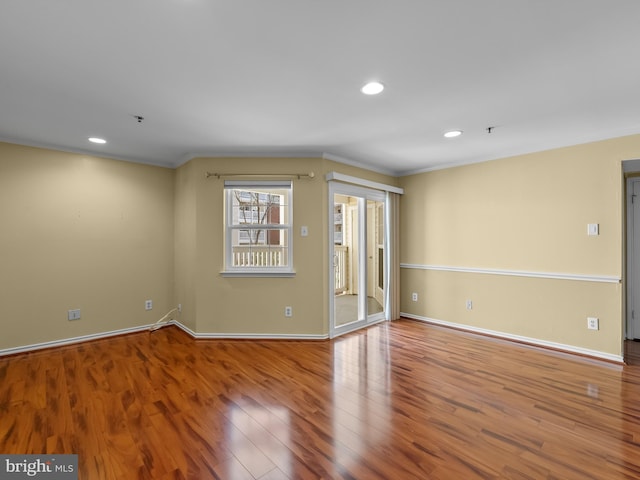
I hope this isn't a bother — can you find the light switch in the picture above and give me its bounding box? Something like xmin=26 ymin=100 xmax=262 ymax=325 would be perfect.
xmin=301 ymin=226 xmax=309 ymax=237
xmin=587 ymin=223 xmax=599 ymax=236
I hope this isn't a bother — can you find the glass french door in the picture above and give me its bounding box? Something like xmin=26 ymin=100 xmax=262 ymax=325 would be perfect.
xmin=330 ymin=182 xmax=386 ymax=337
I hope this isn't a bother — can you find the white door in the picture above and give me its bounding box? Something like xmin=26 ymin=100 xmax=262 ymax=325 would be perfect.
xmin=627 ymin=179 xmax=640 ymax=339
xmin=330 ymin=183 xmax=386 ymax=338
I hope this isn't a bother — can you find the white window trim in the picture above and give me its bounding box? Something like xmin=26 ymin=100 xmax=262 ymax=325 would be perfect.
xmin=222 ymin=180 xmax=295 ymax=277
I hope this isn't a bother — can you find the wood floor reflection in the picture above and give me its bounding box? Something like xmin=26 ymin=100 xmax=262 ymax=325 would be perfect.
xmin=1 ymin=320 xmax=640 ymax=479
xmin=625 ymin=339 xmax=640 ymax=366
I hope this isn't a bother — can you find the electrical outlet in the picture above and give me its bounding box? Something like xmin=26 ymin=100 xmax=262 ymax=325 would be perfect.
xmin=68 ymin=309 xmax=81 ymax=321
xmin=178 ymin=303 xmax=182 ymax=313
xmin=587 ymin=317 xmax=599 ymax=330
xmin=466 ymin=300 xmax=473 ymax=310
xmin=411 ymin=292 xmax=418 ymax=302
xmin=145 ymin=300 xmax=153 ymax=311
xmin=284 ymin=306 xmax=293 ymax=317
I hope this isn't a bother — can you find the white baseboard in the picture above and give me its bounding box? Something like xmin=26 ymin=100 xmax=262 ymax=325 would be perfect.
xmin=0 ymin=324 xmax=155 ymax=357
xmin=7 ymin=315 xmax=616 ymax=360
xmin=0 ymin=321 xmax=329 ymax=356
xmin=400 ymin=312 xmax=624 ymax=363
xmin=170 ymin=320 xmax=328 ymax=340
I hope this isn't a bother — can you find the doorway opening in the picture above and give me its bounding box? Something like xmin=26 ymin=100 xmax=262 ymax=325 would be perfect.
xmin=626 ymin=175 xmax=640 ymax=363
xmin=330 ymin=183 xmax=387 ymax=337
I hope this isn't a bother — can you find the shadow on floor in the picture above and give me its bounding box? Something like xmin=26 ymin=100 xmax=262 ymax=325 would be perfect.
xmin=625 ymin=340 xmax=640 ymax=365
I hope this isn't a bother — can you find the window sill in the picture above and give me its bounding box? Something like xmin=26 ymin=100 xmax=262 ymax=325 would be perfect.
xmin=220 ymin=270 xmax=296 ymax=278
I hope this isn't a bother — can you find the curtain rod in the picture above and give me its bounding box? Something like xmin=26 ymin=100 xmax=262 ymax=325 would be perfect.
xmin=205 ymin=172 xmax=315 ymax=179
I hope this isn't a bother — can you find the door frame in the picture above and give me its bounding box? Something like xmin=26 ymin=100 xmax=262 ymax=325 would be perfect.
xmin=626 ymin=177 xmax=640 ymax=339
xmin=329 ymin=181 xmax=387 ymax=338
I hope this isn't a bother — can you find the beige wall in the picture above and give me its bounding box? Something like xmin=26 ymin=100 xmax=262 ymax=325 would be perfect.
xmin=0 ymin=142 xmax=175 ymax=350
xmin=399 ymin=134 xmax=640 ymax=357
xmin=0 ymin=144 xmax=398 ymax=351
xmin=173 ymin=156 xmax=398 ymax=336
xmin=9 ymin=128 xmax=633 ymax=357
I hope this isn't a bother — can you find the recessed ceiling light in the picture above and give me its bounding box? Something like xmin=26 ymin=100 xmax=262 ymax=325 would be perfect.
xmin=444 ymin=130 xmax=463 ymax=138
xmin=88 ymin=137 xmax=107 ymax=144
xmin=361 ymin=81 xmax=384 ymax=95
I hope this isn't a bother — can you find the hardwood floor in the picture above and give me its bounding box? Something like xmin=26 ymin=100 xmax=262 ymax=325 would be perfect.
xmin=1 ymin=320 xmax=640 ymax=479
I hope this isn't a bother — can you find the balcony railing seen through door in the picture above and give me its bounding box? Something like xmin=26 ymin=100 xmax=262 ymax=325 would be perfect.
xmin=334 ymin=245 xmax=348 ymax=294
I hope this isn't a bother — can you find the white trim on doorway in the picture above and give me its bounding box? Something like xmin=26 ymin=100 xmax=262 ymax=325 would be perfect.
xmin=325 ymin=172 xmax=404 ymax=195
xmin=328 ymin=181 xmax=388 ymax=338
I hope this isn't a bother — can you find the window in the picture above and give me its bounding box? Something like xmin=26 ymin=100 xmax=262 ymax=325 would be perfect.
xmin=223 ymin=180 xmax=293 ymax=276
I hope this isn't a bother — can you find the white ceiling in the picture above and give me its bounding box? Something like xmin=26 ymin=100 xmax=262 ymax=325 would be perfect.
xmin=1 ymin=1 xmax=639 ymax=176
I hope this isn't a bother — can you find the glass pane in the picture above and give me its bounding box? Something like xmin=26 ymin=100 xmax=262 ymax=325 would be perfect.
xmin=331 ymin=188 xmax=386 ymax=335
xmin=231 ymin=228 xmax=288 ymax=267
xmin=335 ymin=195 xmax=360 ymax=327
xmin=231 ymin=188 xmax=288 ymax=226
xmin=367 ymin=199 xmax=384 ymax=316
